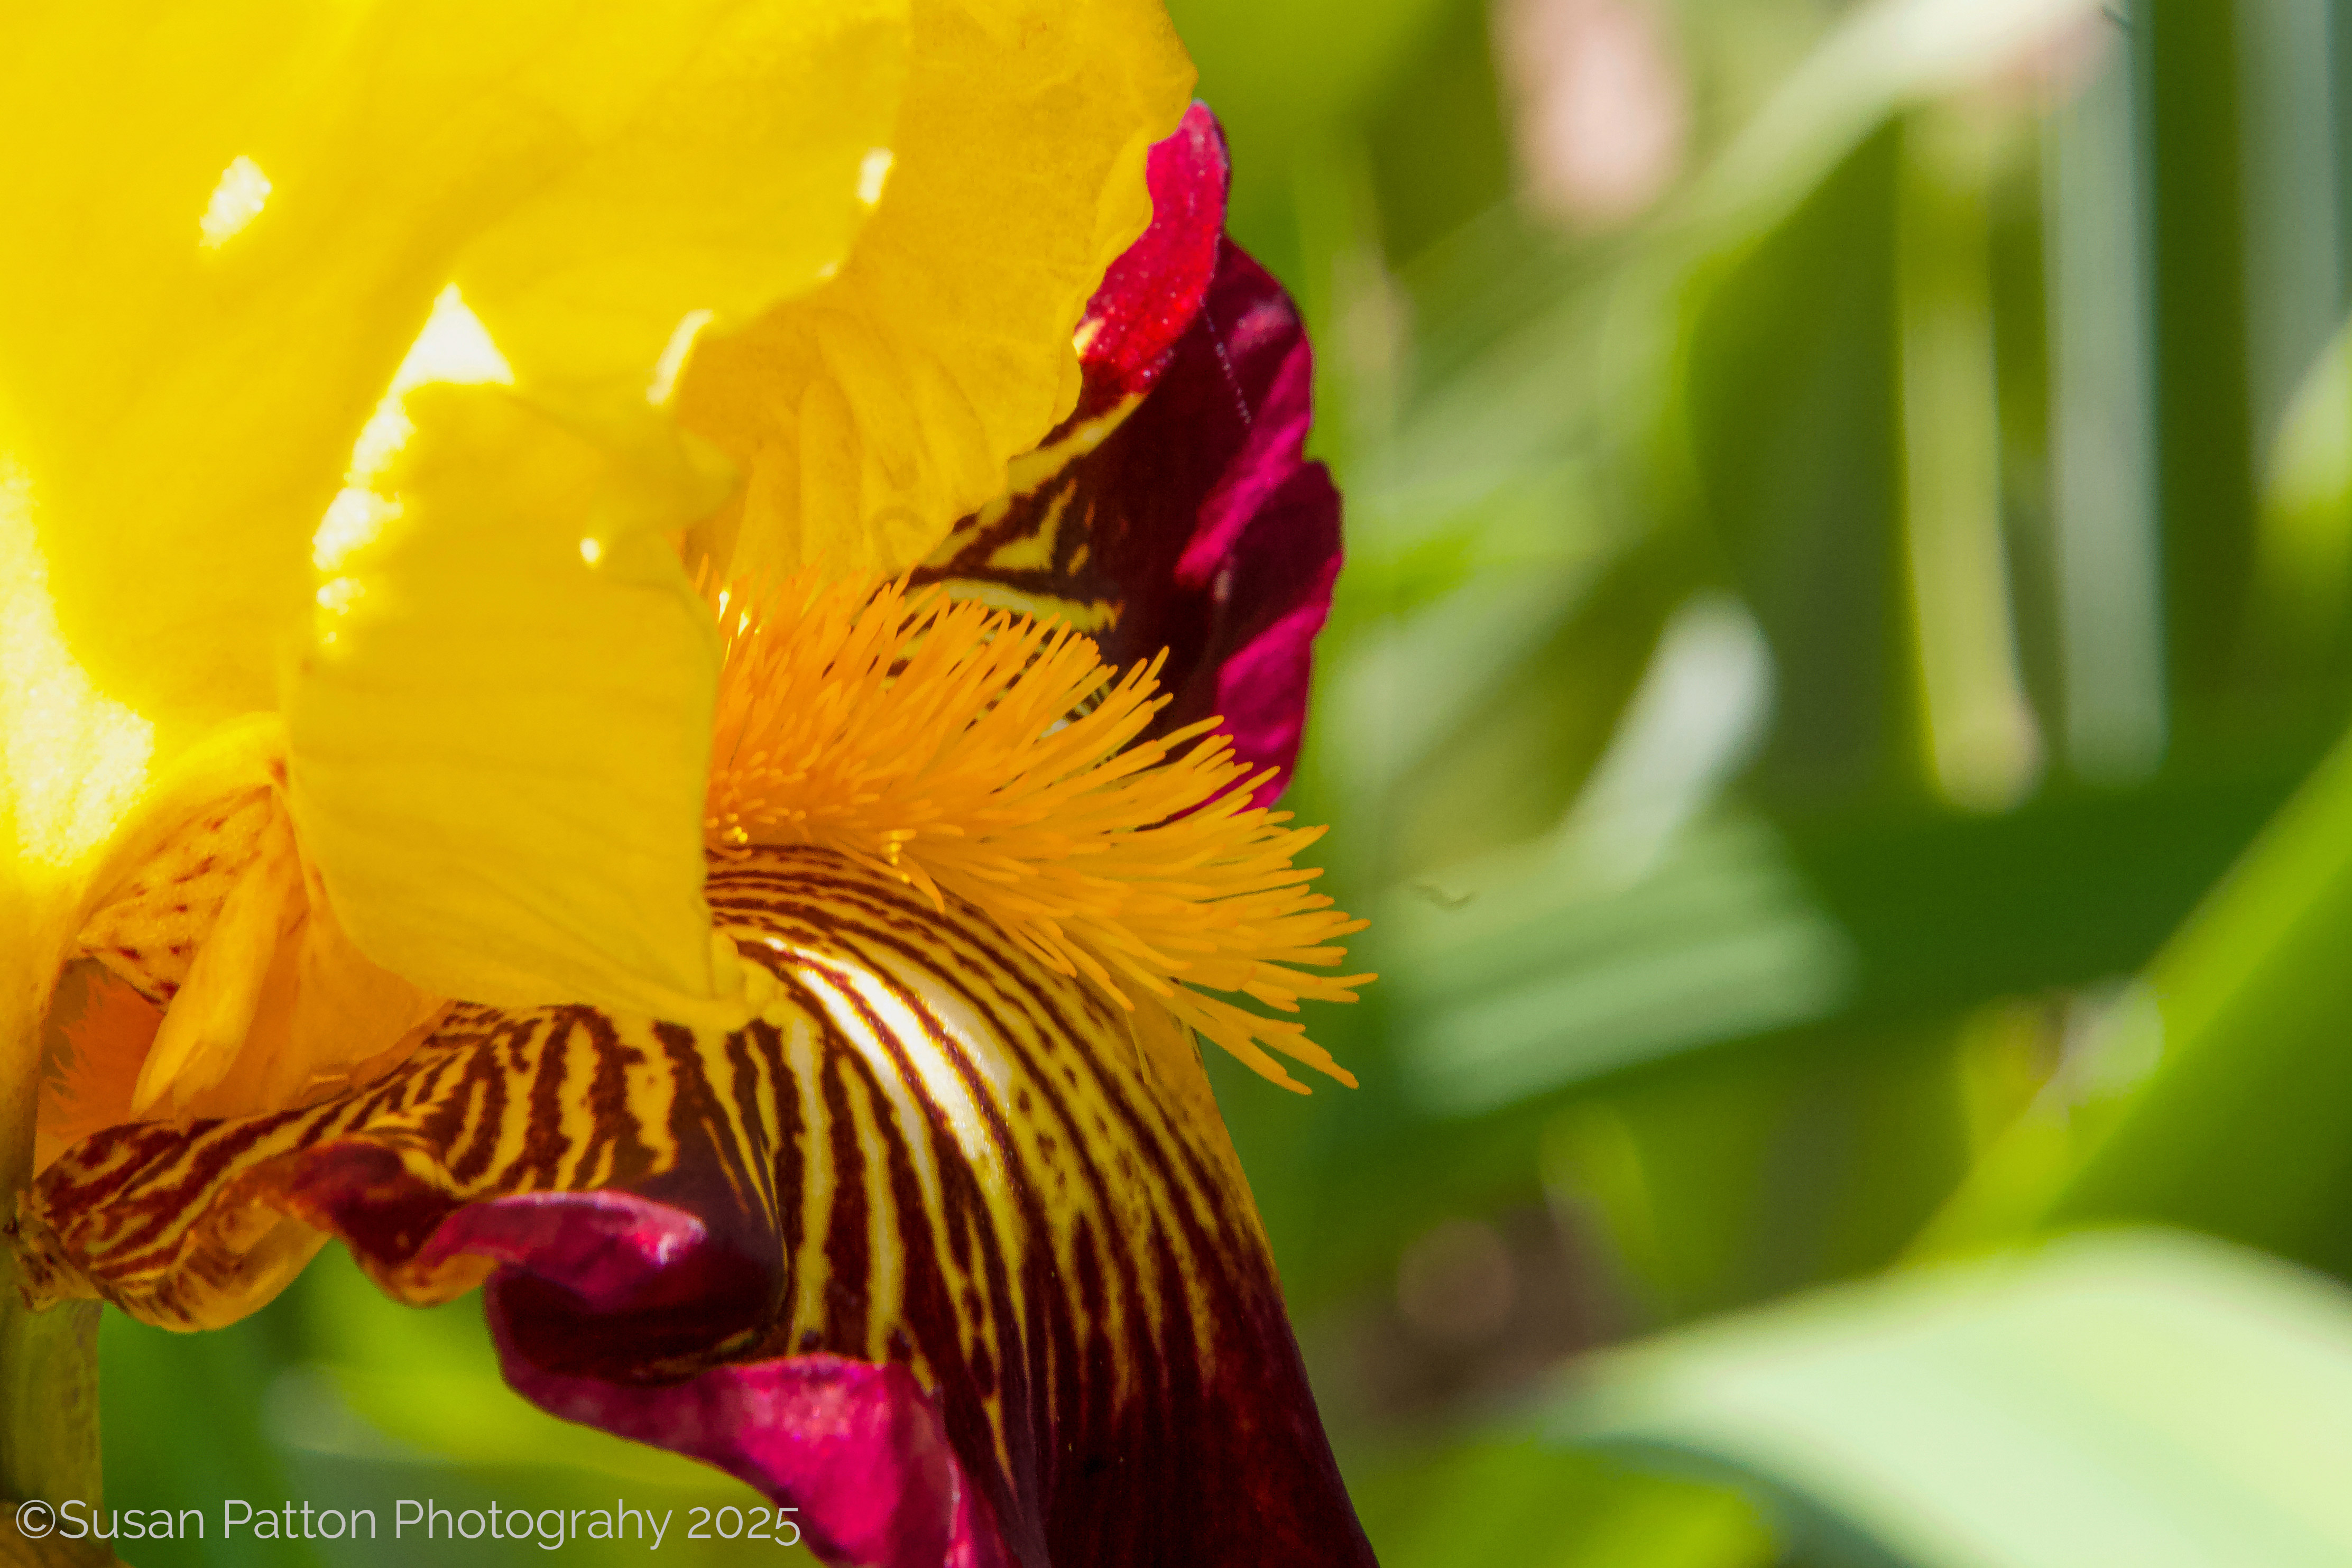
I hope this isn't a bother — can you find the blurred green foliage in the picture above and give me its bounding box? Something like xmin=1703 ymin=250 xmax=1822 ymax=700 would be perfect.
xmin=1182 ymin=0 xmax=2352 ymax=1558
xmin=105 ymin=0 xmax=2352 ymax=1562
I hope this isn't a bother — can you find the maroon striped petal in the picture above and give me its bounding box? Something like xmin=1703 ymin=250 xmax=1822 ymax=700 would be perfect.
xmin=19 ymin=846 xmax=1376 ymax=1567
xmin=916 ymin=107 xmax=1341 ymax=805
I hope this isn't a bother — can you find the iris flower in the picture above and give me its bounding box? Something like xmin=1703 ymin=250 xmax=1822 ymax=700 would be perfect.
xmin=0 ymin=3 xmax=1378 ymax=1565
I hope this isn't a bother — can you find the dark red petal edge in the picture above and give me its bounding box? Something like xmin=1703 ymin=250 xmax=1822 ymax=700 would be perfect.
xmin=432 ymin=1192 xmax=1008 ymax=1568
xmin=1118 ymin=245 xmax=1340 ymax=806
xmin=1076 ymin=103 xmax=1230 ymax=404
xmin=916 ymin=105 xmax=1343 ymax=806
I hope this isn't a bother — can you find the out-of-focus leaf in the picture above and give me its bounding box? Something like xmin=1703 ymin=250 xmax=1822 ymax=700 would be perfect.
xmin=1919 ymin=723 xmax=2352 ymax=1280
xmin=1364 ymin=0 xmax=1514 ymax=265
xmin=1680 ymin=0 xmax=2101 ymax=240
xmin=2254 ymin=313 xmax=2352 ymax=672
xmin=1353 ymin=1438 xmax=1776 ymax=1568
xmin=1356 ymin=545 xmax=1695 ymax=879
xmin=1170 ymin=0 xmax=1458 ymax=148
xmin=1373 ymin=620 xmax=2286 ymax=1133
xmin=1681 ymin=123 xmax=1911 ymax=800
xmin=1329 ymin=564 xmax=1599 ymax=809
xmin=1782 ymin=772 xmax=2294 ymax=1019
xmin=1898 ymin=107 xmax=2045 ymax=811
xmin=1553 ymin=1230 xmax=2352 ymax=1568
xmin=1544 ymin=1012 xmax=1976 ymax=1326
xmin=1389 ymin=812 xmax=1852 ymax=1118
xmin=2236 ymin=2 xmax=2340 ymax=457
xmin=102 ymin=1309 xmax=326 ymax=1568
xmin=1168 ymin=0 xmax=1465 ymax=282
xmin=2143 ymin=0 xmax=2261 ymax=737
xmin=2040 ymin=48 xmax=2164 ymax=786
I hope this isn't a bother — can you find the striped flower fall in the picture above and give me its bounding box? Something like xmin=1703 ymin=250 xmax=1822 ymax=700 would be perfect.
xmin=0 ymin=7 xmax=1376 ymax=1567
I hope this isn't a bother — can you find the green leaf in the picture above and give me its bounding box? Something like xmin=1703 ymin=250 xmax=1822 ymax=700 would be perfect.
xmin=1353 ymin=1438 xmax=1775 ymax=1568
xmin=1913 ymin=723 xmax=2352 ymax=1278
xmin=1678 ymin=0 xmax=2103 ymax=242
xmin=1388 ymin=811 xmax=1853 ymax=1118
xmin=1552 ymin=1231 xmax=2352 ymax=1568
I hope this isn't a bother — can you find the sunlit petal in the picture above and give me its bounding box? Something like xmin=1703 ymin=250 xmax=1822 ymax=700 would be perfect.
xmin=0 ymin=0 xmax=907 ymax=824
xmin=677 ymin=0 xmax=1195 ymax=582
xmin=287 ymin=379 xmax=739 ymax=1018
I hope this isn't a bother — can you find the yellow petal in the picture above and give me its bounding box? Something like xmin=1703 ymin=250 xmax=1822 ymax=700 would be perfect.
xmin=2 ymin=3 xmax=390 ymax=757
xmin=79 ymin=768 xmax=440 ymax=1124
xmin=0 ymin=0 xmax=908 ymax=817
xmin=287 ymin=377 xmax=737 ymax=1019
xmin=5 ymin=2 xmax=917 ymax=1029
xmin=678 ymin=0 xmax=1196 ymax=582
xmin=449 ymin=0 xmax=912 ymax=390
xmin=0 ymin=462 xmax=154 ymax=892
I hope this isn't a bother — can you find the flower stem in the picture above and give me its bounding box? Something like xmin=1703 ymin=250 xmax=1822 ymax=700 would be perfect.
xmin=0 ymin=1277 xmax=100 ymax=1514
xmin=1 ymin=914 xmax=105 ymax=1564
xmin=0 ymin=1292 xmax=102 ymax=1565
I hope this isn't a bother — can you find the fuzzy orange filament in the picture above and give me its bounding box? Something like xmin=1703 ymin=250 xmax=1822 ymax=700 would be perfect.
xmin=705 ymin=575 xmax=1369 ymax=1092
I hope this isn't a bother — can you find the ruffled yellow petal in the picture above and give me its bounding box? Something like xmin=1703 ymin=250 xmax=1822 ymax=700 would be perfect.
xmin=447 ymin=0 xmax=910 ymax=390
xmin=4 ymin=2 xmax=915 ymax=1017
xmin=677 ymin=0 xmax=1196 ymax=582
xmin=286 ymin=370 xmax=735 ymax=1018
xmin=0 ymin=0 xmax=905 ymax=805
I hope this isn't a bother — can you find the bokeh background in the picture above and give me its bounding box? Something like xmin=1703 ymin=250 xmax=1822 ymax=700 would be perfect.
xmin=107 ymin=0 xmax=2352 ymax=1562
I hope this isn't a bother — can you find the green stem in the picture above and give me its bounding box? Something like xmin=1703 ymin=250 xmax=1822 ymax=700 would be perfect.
xmin=0 ymin=1279 xmax=100 ymax=1515
xmin=0 ymin=1293 xmax=106 ymax=1564
xmin=1 ymin=901 xmax=105 ymax=1564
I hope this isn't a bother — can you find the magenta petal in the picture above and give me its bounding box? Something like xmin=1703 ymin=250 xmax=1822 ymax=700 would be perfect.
xmin=1082 ymin=238 xmax=1342 ymax=803
xmin=1195 ymin=465 xmax=1343 ymax=807
xmin=430 ymin=1190 xmax=1013 ymax=1568
xmin=1078 ymin=102 xmax=1230 ymax=402
xmin=1170 ymin=250 xmax=1319 ymax=591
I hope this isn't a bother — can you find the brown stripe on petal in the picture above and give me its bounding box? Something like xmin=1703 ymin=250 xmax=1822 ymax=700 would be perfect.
xmin=905 ymin=110 xmax=1342 ymax=815
xmin=15 ymin=845 xmax=1369 ymax=1564
xmin=911 ymin=396 xmax=1144 ymax=638
xmin=906 ymin=101 xmax=1228 ymax=645
xmin=76 ymin=786 xmax=274 ymax=1007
